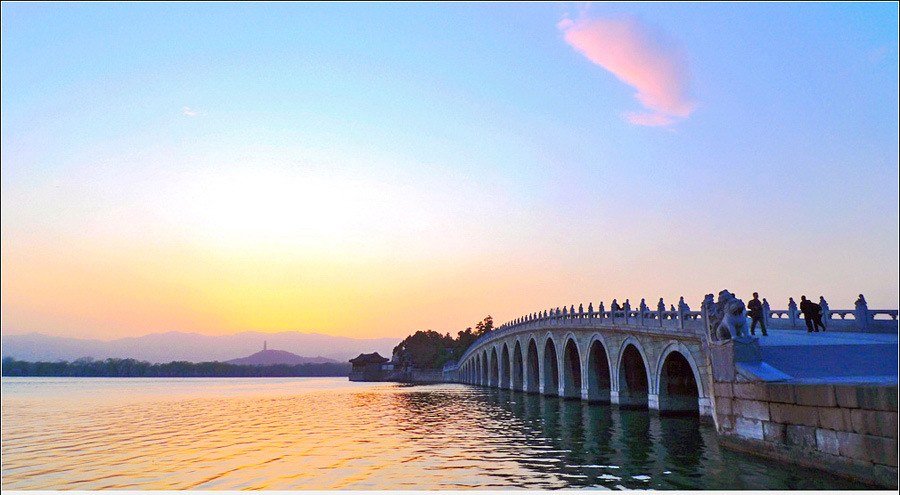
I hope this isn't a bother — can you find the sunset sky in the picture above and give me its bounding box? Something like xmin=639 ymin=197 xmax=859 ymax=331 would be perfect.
xmin=2 ymin=2 xmax=898 ymax=341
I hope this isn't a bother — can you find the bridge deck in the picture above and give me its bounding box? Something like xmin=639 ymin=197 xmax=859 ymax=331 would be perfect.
xmin=748 ymin=329 xmax=898 ymax=385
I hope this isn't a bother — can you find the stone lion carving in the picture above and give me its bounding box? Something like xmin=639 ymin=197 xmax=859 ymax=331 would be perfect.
xmin=703 ymin=290 xmax=749 ymax=341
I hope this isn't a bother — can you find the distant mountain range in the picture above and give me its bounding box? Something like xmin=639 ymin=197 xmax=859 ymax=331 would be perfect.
xmin=1 ymin=331 xmax=398 ymax=364
xmin=225 ymin=349 xmax=336 ymax=366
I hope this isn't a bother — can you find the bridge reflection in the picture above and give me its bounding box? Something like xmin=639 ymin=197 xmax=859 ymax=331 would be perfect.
xmin=414 ymin=386 xmax=867 ymax=489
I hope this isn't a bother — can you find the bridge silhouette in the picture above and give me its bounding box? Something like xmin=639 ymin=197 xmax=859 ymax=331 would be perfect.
xmin=450 ymin=295 xmax=898 ymax=419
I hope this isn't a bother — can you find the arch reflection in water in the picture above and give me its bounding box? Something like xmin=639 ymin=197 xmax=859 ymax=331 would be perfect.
xmin=458 ymin=386 xmax=869 ymax=490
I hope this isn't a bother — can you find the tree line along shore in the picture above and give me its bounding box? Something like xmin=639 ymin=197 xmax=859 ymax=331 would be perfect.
xmin=1 ymin=357 xmax=351 ymax=378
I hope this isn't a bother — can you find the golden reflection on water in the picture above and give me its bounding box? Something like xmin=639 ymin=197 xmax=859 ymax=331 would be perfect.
xmin=1 ymin=377 xmax=871 ymax=490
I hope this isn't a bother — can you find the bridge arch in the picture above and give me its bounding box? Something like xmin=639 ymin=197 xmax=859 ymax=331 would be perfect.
xmin=655 ymin=342 xmax=703 ymax=415
xmin=481 ymin=350 xmax=489 ymax=386
xmin=490 ymin=347 xmax=499 ymax=387
xmin=542 ymin=333 xmax=560 ymax=396
xmin=512 ymin=340 xmax=524 ymax=391
xmin=562 ymin=333 xmax=582 ymax=399
xmin=616 ymin=337 xmax=651 ymax=409
xmin=526 ymin=338 xmax=540 ymax=393
xmin=501 ymin=343 xmax=511 ymax=389
xmin=586 ymin=333 xmax=613 ymax=403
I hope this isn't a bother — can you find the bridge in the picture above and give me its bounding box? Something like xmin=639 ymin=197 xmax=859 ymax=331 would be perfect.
xmin=450 ymin=294 xmax=898 ymax=420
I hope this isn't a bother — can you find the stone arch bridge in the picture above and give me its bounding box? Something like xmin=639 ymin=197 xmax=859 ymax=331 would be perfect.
xmin=455 ymin=303 xmax=716 ymax=416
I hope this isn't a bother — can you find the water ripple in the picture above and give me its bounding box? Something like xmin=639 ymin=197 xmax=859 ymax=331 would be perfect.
xmin=1 ymin=377 xmax=876 ymax=490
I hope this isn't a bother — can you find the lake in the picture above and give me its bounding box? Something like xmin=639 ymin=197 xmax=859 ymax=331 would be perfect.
xmin=0 ymin=377 xmax=873 ymax=489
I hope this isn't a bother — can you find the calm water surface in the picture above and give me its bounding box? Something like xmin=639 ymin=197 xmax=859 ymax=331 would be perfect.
xmin=1 ymin=377 xmax=873 ymax=490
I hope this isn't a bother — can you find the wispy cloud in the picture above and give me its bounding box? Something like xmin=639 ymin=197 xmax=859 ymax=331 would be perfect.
xmin=183 ymin=106 xmax=199 ymax=117
xmin=558 ymin=15 xmax=697 ymax=126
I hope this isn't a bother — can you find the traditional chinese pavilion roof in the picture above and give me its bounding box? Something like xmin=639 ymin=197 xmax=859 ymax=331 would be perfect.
xmin=349 ymin=352 xmax=389 ymax=365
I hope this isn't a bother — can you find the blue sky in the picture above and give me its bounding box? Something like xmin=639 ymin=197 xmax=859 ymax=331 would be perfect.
xmin=2 ymin=2 xmax=897 ymax=340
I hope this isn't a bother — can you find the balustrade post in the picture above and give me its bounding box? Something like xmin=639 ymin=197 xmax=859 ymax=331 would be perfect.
xmin=819 ymin=297 xmax=830 ymax=331
xmin=657 ymin=298 xmax=665 ymax=328
xmin=788 ymin=298 xmax=798 ymax=329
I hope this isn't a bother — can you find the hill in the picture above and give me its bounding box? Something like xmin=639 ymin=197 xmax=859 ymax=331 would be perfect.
xmin=225 ymin=349 xmax=336 ymax=366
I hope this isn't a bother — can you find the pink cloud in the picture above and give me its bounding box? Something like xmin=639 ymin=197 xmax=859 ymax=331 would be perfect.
xmin=559 ymin=16 xmax=697 ymax=126
xmin=623 ymin=111 xmax=674 ymax=127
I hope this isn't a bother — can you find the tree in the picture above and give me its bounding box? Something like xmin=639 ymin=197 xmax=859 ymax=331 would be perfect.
xmin=474 ymin=315 xmax=493 ymax=337
xmin=392 ymin=316 xmax=494 ymax=369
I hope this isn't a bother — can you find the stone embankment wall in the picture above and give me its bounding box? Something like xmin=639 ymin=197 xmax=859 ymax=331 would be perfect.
xmin=713 ymin=380 xmax=898 ymax=488
xmin=408 ymin=369 xmax=445 ymax=383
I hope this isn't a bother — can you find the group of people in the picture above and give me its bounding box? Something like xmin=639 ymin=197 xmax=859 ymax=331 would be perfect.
xmin=746 ymin=292 xmax=829 ymax=336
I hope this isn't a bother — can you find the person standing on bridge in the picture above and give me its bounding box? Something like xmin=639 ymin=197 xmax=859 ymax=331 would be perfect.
xmin=799 ymin=295 xmax=824 ymax=333
xmin=747 ymin=292 xmax=768 ymax=336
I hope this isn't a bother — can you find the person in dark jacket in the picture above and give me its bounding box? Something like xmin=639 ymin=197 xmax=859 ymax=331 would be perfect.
xmin=747 ymin=292 xmax=767 ymax=336
xmin=799 ymin=295 xmax=824 ymax=332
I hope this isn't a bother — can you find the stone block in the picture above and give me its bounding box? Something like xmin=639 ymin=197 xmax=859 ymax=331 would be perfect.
xmin=834 ymin=384 xmax=860 ymax=409
xmin=836 ymin=431 xmax=898 ymax=465
xmin=818 ymin=407 xmax=852 ymax=432
xmin=836 ymin=431 xmax=868 ymax=461
xmin=714 ymin=382 xmax=733 ymax=399
xmin=734 ymin=398 xmax=770 ymax=421
xmin=733 ymin=382 xmax=766 ymax=401
xmin=794 ymin=384 xmax=837 ymax=407
xmin=766 ymin=383 xmax=795 ymax=404
xmin=733 ymin=338 xmax=761 ymax=363
xmin=850 ymin=409 xmax=899 ymax=439
xmin=816 ymin=428 xmax=840 ymax=455
xmin=715 ymin=397 xmax=733 ymax=416
xmin=786 ymin=424 xmax=817 ymax=451
xmin=734 ymin=417 xmax=765 ymax=440
xmin=864 ymin=435 xmax=898 ymax=466
xmin=770 ymin=402 xmax=820 ymax=427
xmin=873 ymin=437 xmax=899 ymax=467
xmin=763 ymin=421 xmax=786 ymax=443
xmin=709 ymin=341 xmax=735 ymax=382
xmin=717 ymin=413 xmax=733 ymax=431
xmin=856 ymin=386 xmax=899 ymax=412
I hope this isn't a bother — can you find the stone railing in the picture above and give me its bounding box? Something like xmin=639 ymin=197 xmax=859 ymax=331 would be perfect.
xmin=764 ymin=297 xmax=897 ymax=333
xmin=457 ymin=298 xmax=706 ymax=366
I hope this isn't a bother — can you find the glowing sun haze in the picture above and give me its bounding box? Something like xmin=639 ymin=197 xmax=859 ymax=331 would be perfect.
xmin=1 ymin=2 xmax=898 ymax=342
